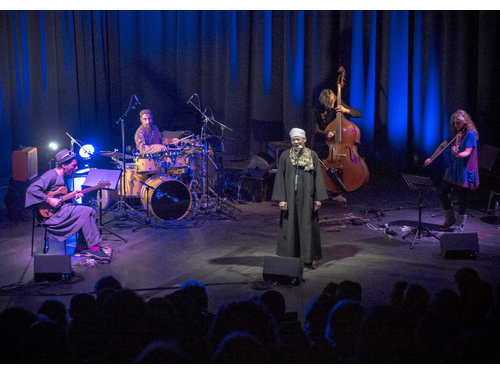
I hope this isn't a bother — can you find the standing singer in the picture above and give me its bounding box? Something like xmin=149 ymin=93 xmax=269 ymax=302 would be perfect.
xmin=425 ymin=110 xmax=479 ymax=233
xmin=272 ymin=128 xmax=329 ymax=269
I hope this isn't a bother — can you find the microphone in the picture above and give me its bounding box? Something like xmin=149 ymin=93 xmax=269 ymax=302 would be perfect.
xmin=298 ymin=145 xmax=303 ymax=154
xmin=134 ymin=95 xmax=141 ymax=105
xmin=186 ymin=93 xmax=196 ymax=104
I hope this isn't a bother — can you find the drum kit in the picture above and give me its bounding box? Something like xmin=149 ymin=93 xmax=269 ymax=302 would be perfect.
xmin=98 ymin=135 xmax=221 ymax=222
xmin=96 ymin=93 xmax=237 ymax=229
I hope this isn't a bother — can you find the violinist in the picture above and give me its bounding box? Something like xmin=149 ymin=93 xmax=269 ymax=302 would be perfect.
xmin=424 ymin=110 xmax=479 ymax=232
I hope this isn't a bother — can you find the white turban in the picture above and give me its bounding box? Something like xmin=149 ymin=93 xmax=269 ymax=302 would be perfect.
xmin=289 ymin=128 xmax=306 ymax=138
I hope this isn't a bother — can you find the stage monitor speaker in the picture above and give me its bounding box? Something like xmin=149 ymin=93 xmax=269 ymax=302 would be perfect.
xmin=263 ymin=256 xmax=302 ymax=285
xmin=34 ymin=255 xmax=72 ymax=282
xmin=12 ymin=147 xmax=38 ymax=181
xmin=440 ymin=233 xmax=479 ymax=260
xmin=246 ymin=152 xmax=274 ymax=178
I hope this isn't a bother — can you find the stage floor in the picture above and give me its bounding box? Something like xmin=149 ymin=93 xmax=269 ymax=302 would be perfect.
xmin=1 ymin=173 xmax=500 ymax=324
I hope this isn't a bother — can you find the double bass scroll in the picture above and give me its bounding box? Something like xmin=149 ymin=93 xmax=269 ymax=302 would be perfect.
xmin=320 ymin=66 xmax=369 ymax=194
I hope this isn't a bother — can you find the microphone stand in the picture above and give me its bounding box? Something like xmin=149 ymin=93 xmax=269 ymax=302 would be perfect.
xmin=186 ymin=99 xmax=238 ymax=220
xmin=295 ymin=148 xmax=301 ymax=192
xmin=65 ymin=132 xmax=82 ymax=193
xmin=103 ymin=95 xmax=144 ymax=227
xmin=132 ymin=181 xmax=166 ymax=231
xmin=187 ymin=100 xmax=216 ymax=214
xmin=206 ymin=113 xmax=239 ymax=218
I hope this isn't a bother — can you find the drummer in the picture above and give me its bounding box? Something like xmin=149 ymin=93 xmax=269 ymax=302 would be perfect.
xmin=134 ymin=109 xmax=180 ymax=154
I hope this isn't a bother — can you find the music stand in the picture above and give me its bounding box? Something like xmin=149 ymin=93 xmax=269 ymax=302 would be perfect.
xmin=83 ymin=169 xmax=127 ymax=243
xmin=401 ymin=173 xmax=440 ymax=249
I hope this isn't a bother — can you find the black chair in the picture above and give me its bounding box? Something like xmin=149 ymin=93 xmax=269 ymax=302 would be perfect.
xmin=31 ymin=209 xmax=67 ymax=256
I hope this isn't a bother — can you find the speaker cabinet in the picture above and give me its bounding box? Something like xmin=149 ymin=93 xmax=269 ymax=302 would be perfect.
xmin=241 ymin=174 xmax=275 ymax=203
xmin=268 ymin=141 xmax=292 ymax=165
xmin=263 ymin=256 xmax=302 ymax=285
xmin=34 ymin=255 xmax=72 ymax=282
xmin=440 ymin=233 xmax=479 ymax=259
xmin=12 ymin=147 xmax=38 ymax=181
xmin=246 ymin=153 xmax=274 ymax=178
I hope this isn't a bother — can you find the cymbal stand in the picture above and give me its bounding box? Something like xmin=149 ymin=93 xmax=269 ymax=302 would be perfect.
xmin=104 ymin=96 xmax=145 ymax=226
xmin=187 ymin=98 xmax=216 ymax=214
xmin=205 ymin=112 xmax=239 ymax=218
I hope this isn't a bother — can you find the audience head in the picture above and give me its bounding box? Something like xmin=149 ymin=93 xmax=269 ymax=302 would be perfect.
xmin=134 ymin=340 xmax=191 ymax=364
xmin=68 ymin=292 xmax=96 ymax=323
xmin=178 ymin=279 xmax=209 ymax=314
xmin=0 ymin=307 xmax=37 ymax=363
xmin=212 ymin=331 xmax=272 ymax=364
xmin=94 ymin=275 xmax=122 ymax=297
xmin=322 ymin=282 xmax=338 ymax=297
xmin=335 ymin=280 xmax=362 ymax=304
xmin=37 ymin=298 xmax=68 ymax=331
xmin=304 ymin=293 xmax=336 ymax=344
xmin=260 ymin=290 xmax=286 ymax=319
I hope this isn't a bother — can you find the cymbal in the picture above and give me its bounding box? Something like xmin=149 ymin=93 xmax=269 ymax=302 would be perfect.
xmin=99 ymin=151 xmax=134 ymax=159
xmin=184 ymin=135 xmax=214 ymax=144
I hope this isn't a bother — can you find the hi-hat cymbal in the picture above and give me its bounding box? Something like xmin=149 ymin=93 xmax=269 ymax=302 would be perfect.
xmin=99 ymin=151 xmax=134 ymax=159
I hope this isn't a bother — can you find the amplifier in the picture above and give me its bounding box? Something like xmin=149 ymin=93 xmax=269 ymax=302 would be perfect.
xmin=263 ymin=256 xmax=302 ymax=285
xmin=12 ymin=147 xmax=38 ymax=181
xmin=440 ymin=233 xmax=479 ymax=259
xmin=34 ymin=255 xmax=72 ymax=282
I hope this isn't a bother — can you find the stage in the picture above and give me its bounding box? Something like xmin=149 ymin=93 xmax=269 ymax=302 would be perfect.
xmin=1 ymin=168 xmax=500 ymax=325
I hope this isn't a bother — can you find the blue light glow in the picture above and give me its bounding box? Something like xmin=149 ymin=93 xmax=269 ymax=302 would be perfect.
xmin=348 ymin=11 xmax=376 ymax=147
xmin=412 ymin=11 xmax=423 ymax=149
xmin=388 ymin=10 xmax=409 ymax=152
xmin=286 ymin=11 xmax=304 ymax=106
xmin=263 ymin=10 xmax=272 ymax=95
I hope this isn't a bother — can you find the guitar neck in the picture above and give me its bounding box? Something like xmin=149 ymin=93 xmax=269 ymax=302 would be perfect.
xmin=59 ymin=184 xmax=102 ymax=203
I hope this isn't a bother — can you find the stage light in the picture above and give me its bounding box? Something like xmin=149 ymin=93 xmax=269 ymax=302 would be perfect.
xmin=79 ymin=144 xmax=95 ymax=159
xmin=48 ymin=142 xmax=58 ymax=150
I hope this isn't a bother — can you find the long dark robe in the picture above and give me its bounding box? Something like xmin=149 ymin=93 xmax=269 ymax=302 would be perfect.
xmin=271 ymin=148 xmax=328 ymax=264
xmin=25 ymin=169 xmax=102 ymax=247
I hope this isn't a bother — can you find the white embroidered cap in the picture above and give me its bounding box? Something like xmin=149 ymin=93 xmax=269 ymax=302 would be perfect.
xmin=289 ymin=128 xmax=306 ymax=138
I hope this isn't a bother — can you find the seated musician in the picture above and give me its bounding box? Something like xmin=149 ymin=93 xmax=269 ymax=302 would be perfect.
xmin=25 ymin=149 xmax=111 ymax=260
xmin=134 ymin=109 xmax=180 ymax=154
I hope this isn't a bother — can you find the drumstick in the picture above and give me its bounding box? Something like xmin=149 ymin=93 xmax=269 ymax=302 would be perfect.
xmin=171 ymin=135 xmax=194 ymax=144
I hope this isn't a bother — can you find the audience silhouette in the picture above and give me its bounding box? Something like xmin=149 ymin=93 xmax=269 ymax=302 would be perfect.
xmin=1 ymin=267 xmax=499 ymax=363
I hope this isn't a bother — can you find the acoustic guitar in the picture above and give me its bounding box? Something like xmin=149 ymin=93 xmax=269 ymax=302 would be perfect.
xmin=38 ymin=181 xmax=110 ymax=218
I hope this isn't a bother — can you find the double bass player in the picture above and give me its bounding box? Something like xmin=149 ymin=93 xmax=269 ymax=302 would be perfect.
xmin=312 ymin=69 xmax=368 ymax=201
xmin=312 ymin=88 xmax=362 ymax=160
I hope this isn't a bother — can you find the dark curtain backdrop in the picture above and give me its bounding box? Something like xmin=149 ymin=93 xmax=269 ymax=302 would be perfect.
xmin=1 ymin=10 xmax=500 ymax=180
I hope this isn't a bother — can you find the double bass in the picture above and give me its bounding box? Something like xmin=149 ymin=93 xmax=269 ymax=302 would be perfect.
xmin=320 ymin=67 xmax=369 ymax=193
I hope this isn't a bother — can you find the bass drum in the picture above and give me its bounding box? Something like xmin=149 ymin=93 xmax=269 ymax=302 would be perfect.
xmin=141 ymin=175 xmax=192 ymax=220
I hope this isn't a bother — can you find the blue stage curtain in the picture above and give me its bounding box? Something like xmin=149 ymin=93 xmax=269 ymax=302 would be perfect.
xmin=1 ymin=10 xmax=500 ymax=179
